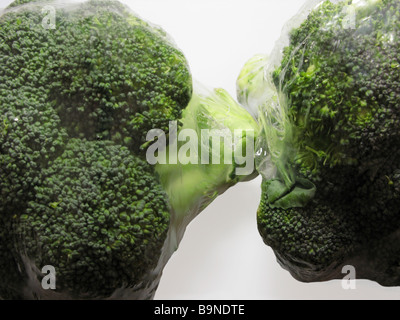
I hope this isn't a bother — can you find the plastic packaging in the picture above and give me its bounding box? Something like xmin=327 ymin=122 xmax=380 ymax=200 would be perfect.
xmin=238 ymin=0 xmax=400 ymax=286
xmin=0 ymin=0 xmax=259 ymax=299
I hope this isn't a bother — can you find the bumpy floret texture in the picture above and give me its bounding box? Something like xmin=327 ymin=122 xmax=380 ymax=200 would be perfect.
xmin=258 ymin=154 xmax=400 ymax=281
xmin=257 ymin=0 xmax=400 ymax=284
xmin=0 ymin=0 xmax=191 ymax=299
xmin=273 ymin=0 xmax=400 ymax=176
xmin=0 ymin=93 xmax=68 ymax=298
xmin=0 ymin=0 xmax=191 ymax=154
xmin=18 ymin=139 xmax=170 ymax=298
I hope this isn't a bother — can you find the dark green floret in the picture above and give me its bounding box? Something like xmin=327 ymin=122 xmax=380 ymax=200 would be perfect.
xmin=0 ymin=90 xmax=68 ymax=299
xmin=273 ymin=0 xmax=400 ymax=179
xmin=18 ymin=139 xmax=170 ymax=298
xmin=1 ymin=0 xmax=192 ymax=154
xmin=257 ymin=180 xmax=355 ymax=276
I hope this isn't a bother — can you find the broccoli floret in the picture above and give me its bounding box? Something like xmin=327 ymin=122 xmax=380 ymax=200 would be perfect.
xmin=275 ymin=0 xmax=400 ymax=179
xmin=239 ymin=0 xmax=400 ymax=285
xmin=17 ymin=139 xmax=170 ymax=299
xmin=257 ymin=183 xmax=355 ymax=280
xmin=0 ymin=91 xmax=67 ymax=212
xmin=0 ymin=91 xmax=68 ymax=299
xmin=1 ymin=0 xmax=191 ymax=154
xmin=258 ymin=157 xmax=400 ymax=282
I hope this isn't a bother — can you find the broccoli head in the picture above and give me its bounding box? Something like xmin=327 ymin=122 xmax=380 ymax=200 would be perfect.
xmin=238 ymin=0 xmax=400 ymax=285
xmin=0 ymin=0 xmax=259 ymax=299
xmin=0 ymin=0 xmax=189 ymax=299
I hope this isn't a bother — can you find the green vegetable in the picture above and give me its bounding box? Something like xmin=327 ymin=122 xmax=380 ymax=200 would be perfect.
xmin=0 ymin=0 xmax=259 ymax=299
xmin=20 ymin=139 xmax=170 ymax=299
xmin=238 ymin=0 xmax=400 ymax=285
xmin=156 ymin=86 xmax=259 ymax=240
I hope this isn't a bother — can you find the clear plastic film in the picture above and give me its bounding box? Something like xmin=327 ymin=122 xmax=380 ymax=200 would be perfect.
xmin=238 ymin=0 xmax=400 ymax=285
xmin=153 ymin=81 xmax=259 ymax=298
xmin=0 ymin=0 xmax=259 ymax=299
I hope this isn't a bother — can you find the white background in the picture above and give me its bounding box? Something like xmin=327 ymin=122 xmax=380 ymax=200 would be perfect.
xmin=1 ymin=0 xmax=400 ymax=300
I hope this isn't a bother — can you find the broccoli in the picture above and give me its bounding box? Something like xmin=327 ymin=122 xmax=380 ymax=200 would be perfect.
xmin=19 ymin=139 xmax=171 ymax=299
xmin=1 ymin=0 xmax=192 ymax=155
xmin=238 ymin=0 xmax=400 ymax=285
xmin=155 ymin=85 xmax=259 ymax=241
xmin=0 ymin=0 xmax=259 ymax=299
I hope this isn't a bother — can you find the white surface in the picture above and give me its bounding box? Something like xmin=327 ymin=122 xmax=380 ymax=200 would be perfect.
xmin=1 ymin=0 xmax=400 ymax=300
